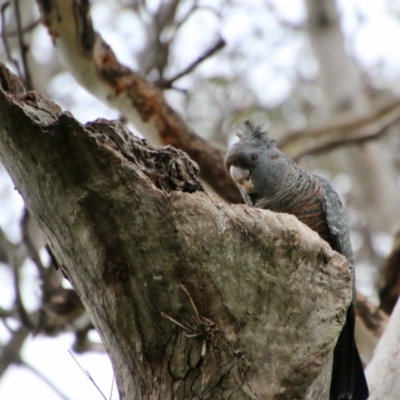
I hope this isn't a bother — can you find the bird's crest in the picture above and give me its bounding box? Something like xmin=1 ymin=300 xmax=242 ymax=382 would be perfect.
xmin=236 ymin=119 xmax=265 ymax=138
xmin=236 ymin=119 xmax=276 ymax=147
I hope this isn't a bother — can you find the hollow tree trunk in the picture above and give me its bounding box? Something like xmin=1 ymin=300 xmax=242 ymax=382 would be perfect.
xmin=0 ymin=64 xmax=353 ymax=399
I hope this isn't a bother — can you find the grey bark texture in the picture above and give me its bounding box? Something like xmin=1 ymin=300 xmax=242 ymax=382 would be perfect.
xmin=0 ymin=64 xmax=352 ymax=399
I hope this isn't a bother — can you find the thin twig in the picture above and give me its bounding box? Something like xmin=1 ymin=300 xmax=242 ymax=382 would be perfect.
xmin=12 ymin=251 xmax=34 ymax=329
xmin=179 ymin=284 xmax=201 ymax=324
xmin=2 ymin=19 xmax=39 ymax=38
xmin=0 ymin=317 xmax=16 ymax=334
xmin=156 ymin=37 xmax=226 ymax=89
xmin=0 ymin=326 xmax=30 ymax=378
xmin=0 ymin=306 xmax=13 ymax=318
xmin=292 ymin=113 xmax=400 ymax=162
xmin=160 ymin=311 xmax=194 ymax=333
xmin=0 ymin=2 xmax=23 ymax=78
xmin=14 ymin=0 xmax=32 ymax=90
xmin=279 ymin=98 xmax=400 ymax=149
xmin=184 ymin=332 xmax=204 ymax=338
xmin=174 ymin=1 xmax=198 ymax=31
xmin=68 ymin=350 xmax=108 ymax=400
xmin=109 ymin=374 xmax=115 ymax=400
xmin=22 ymin=360 xmax=72 ymax=400
xmin=161 ymin=285 xmax=216 ymax=360
xmin=21 ymin=209 xmax=46 ymax=279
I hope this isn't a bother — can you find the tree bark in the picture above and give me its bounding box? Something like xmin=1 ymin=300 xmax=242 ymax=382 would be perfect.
xmin=366 ymin=296 xmax=400 ymax=400
xmin=379 ymin=230 xmax=400 ymax=315
xmin=0 ymin=63 xmax=353 ymax=399
xmin=355 ymin=291 xmax=388 ymax=366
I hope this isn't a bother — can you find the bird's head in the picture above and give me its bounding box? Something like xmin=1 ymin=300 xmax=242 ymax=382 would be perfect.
xmin=225 ymin=120 xmax=290 ymax=202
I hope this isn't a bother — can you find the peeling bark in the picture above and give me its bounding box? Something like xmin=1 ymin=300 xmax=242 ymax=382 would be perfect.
xmin=0 ymin=64 xmax=353 ymax=399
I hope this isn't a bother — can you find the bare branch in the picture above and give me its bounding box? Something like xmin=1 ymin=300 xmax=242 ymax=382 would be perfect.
xmin=279 ymin=99 xmax=400 ymax=150
xmin=109 ymin=374 xmax=115 ymax=400
xmin=11 ymin=250 xmax=35 ymax=329
xmin=379 ymin=230 xmax=400 ymax=315
xmin=366 ymin=298 xmax=400 ymax=398
xmin=355 ymin=292 xmax=388 ymax=366
xmin=0 ymin=226 xmax=14 ymax=263
xmin=1 ymin=2 xmax=23 ymax=79
xmin=21 ymin=209 xmax=46 ymax=277
xmin=179 ymin=284 xmax=201 ymax=324
xmin=0 ymin=326 xmax=30 ymax=378
xmin=156 ymin=37 xmax=226 ymax=89
xmin=140 ymin=0 xmax=181 ymax=76
xmin=72 ymin=328 xmax=105 ymax=354
xmin=292 ymin=113 xmax=400 ymax=161
xmin=68 ymin=350 xmax=108 ymax=400
xmin=160 ymin=311 xmax=194 ymax=334
xmin=35 ymin=0 xmax=242 ymax=203
xmin=2 ymin=18 xmax=39 ymax=37
xmin=13 ymin=0 xmax=32 ymax=90
xmin=174 ymin=0 xmax=199 ymax=30
xmin=0 ymin=306 xmax=13 ymax=319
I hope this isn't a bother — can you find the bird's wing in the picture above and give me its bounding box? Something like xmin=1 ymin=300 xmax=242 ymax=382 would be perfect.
xmin=315 ymin=175 xmax=369 ymax=400
xmin=314 ymin=176 xmax=354 ymax=266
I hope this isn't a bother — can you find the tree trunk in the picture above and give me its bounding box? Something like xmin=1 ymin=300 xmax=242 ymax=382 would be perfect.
xmin=0 ymin=63 xmax=352 ymax=399
xmin=366 ymin=296 xmax=400 ymax=400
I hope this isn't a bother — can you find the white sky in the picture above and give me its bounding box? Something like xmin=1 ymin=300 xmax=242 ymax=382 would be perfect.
xmin=1 ymin=0 xmax=399 ymax=398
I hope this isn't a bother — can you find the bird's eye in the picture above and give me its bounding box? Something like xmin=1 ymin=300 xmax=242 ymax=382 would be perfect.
xmin=250 ymin=154 xmax=258 ymax=161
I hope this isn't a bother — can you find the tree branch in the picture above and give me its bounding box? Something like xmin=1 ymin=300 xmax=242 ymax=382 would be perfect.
xmin=292 ymin=113 xmax=400 ymax=161
xmin=279 ymin=98 xmax=400 ymax=151
xmin=14 ymin=0 xmax=33 ymax=90
xmin=1 ymin=2 xmax=23 ymax=79
xmin=379 ymin=230 xmax=400 ymax=315
xmin=68 ymin=350 xmax=107 ymax=400
xmin=0 ymin=326 xmax=30 ymax=378
xmin=35 ymin=0 xmax=241 ymax=203
xmin=156 ymin=37 xmax=226 ymax=89
xmin=355 ymin=292 xmax=388 ymax=366
xmin=366 ymin=296 xmax=400 ymax=399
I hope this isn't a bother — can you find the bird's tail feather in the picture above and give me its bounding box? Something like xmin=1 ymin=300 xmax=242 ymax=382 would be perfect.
xmin=329 ymin=304 xmax=369 ymax=400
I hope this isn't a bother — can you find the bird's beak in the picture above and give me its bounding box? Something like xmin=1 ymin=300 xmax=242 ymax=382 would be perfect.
xmin=230 ymin=165 xmax=250 ymax=185
xmin=230 ymin=166 xmax=254 ymax=193
xmin=230 ymin=165 xmax=254 ymax=193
